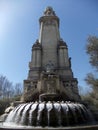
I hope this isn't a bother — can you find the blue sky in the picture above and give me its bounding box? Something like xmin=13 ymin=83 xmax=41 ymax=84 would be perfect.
xmin=0 ymin=0 xmax=98 ymax=94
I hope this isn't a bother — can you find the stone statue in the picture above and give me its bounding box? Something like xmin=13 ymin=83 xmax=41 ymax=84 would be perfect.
xmin=44 ymin=6 xmax=56 ymax=16
xmin=69 ymin=57 xmax=72 ymax=68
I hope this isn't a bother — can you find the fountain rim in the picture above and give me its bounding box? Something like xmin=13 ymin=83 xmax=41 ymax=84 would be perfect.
xmin=0 ymin=124 xmax=98 ymax=130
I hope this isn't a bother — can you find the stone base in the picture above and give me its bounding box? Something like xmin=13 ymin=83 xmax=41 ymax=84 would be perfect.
xmin=11 ymin=101 xmax=24 ymax=107
xmin=39 ymin=93 xmax=61 ymax=101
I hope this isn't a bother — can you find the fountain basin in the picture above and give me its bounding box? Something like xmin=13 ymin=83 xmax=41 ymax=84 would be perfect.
xmin=3 ymin=101 xmax=94 ymax=128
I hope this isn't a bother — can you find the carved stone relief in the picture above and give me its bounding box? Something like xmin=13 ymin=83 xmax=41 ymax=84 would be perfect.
xmin=44 ymin=80 xmax=56 ymax=93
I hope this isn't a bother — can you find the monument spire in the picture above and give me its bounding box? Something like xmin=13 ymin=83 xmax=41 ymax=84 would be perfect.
xmin=39 ymin=6 xmax=60 ymax=43
xmin=39 ymin=6 xmax=61 ymax=69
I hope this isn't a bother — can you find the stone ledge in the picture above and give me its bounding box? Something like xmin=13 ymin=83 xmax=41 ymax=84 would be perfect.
xmin=0 ymin=124 xmax=98 ymax=130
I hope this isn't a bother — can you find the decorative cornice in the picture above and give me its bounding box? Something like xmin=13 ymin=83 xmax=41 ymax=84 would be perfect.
xmin=29 ymin=66 xmax=72 ymax=71
xmin=39 ymin=16 xmax=59 ymax=27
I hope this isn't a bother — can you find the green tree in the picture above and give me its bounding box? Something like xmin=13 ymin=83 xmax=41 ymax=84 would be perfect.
xmin=85 ymin=35 xmax=98 ymax=107
xmin=86 ymin=35 xmax=98 ymax=71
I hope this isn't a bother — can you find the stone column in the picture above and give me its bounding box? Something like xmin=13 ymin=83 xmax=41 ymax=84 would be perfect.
xmin=32 ymin=49 xmax=36 ymax=67
xmin=36 ymin=48 xmax=41 ymax=67
xmin=58 ymin=45 xmax=70 ymax=67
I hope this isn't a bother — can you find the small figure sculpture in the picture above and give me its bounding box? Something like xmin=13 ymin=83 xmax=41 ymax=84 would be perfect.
xmin=69 ymin=57 xmax=72 ymax=68
xmin=45 ymin=61 xmax=54 ymax=73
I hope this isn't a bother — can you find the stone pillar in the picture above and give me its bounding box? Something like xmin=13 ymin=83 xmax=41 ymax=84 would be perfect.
xmin=36 ymin=48 xmax=41 ymax=67
xmin=31 ymin=49 xmax=36 ymax=67
xmin=58 ymin=46 xmax=69 ymax=67
xmin=30 ymin=40 xmax=42 ymax=68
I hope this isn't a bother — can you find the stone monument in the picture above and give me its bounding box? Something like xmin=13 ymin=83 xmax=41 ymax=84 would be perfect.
xmin=23 ymin=6 xmax=80 ymax=102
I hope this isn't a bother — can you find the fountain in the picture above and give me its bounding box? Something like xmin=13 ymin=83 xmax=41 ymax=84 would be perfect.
xmin=0 ymin=6 xmax=98 ymax=130
xmin=3 ymin=101 xmax=94 ymax=127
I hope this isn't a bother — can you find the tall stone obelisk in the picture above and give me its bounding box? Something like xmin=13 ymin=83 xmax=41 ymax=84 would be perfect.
xmin=23 ymin=7 xmax=80 ymax=102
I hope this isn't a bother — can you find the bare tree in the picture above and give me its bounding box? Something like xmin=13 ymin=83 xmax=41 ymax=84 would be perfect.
xmin=0 ymin=75 xmax=15 ymax=99
xmin=0 ymin=75 xmax=6 ymax=97
xmin=2 ymin=79 xmax=13 ymax=99
xmin=14 ymin=83 xmax=23 ymax=96
xmin=0 ymin=74 xmax=23 ymax=100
